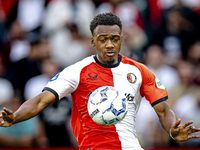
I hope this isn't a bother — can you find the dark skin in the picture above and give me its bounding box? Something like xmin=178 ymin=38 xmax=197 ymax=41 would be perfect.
xmin=0 ymin=25 xmax=200 ymax=142
xmin=91 ymin=25 xmax=122 ymax=65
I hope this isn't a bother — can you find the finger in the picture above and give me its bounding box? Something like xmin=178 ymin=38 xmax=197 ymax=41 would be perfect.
xmin=194 ymin=128 xmax=200 ymax=132
xmin=188 ymin=135 xmax=200 ymax=140
xmin=0 ymin=112 xmax=7 ymax=125
xmin=3 ymin=107 xmax=13 ymax=115
xmin=186 ymin=126 xmax=195 ymax=134
xmin=1 ymin=111 xmax=7 ymax=116
xmin=172 ymin=119 xmax=181 ymax=128
xmin=186 ymin=125 xmax=194 ymax=131
xmin=0 ymin=111 xmax=7 ymax=117
xmin=0 ymin=117 xmax=4 ymax=125
xmin=183 ymin=121 xmax=193 ymax=128
xmin=187 ymin=127 xmax=200 ymax=134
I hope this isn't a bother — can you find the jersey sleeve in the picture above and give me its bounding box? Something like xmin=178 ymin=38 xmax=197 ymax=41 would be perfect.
xmin=139 ymin=64 xmax=168 ymax=107
xmin=43 ymin=63 xmax=81 ymax=101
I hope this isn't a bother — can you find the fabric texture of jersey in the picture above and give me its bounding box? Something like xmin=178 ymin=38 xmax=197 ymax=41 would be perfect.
xmin=43 ymin=55 xmax=168 ymax=150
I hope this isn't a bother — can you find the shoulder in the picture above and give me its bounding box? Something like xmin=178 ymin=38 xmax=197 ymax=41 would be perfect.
xmin=58 ymin=55 xmax=95 ymax=80
xmin=63 ymin=55 xmax=95 ymax=71
xmin=121 ymin=56 xmax=156 ymax=87
xmin=121 ymin=55 xmax=150 ymax=74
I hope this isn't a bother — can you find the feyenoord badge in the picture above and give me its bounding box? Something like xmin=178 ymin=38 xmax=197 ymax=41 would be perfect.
xmin=127 ymin=73 xmax=137 ymax=84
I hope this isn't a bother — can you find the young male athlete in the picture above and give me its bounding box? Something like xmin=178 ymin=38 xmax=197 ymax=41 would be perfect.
xmin=0 ymin=13 xmax=200 ymax=150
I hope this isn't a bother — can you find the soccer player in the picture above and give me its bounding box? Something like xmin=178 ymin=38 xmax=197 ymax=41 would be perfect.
xmin=0 ymin=13 xmax=200 ymax=150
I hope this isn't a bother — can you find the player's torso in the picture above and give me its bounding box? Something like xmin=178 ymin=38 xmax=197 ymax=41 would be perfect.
xmin=72 ymin=55 xmax=144 ymax=150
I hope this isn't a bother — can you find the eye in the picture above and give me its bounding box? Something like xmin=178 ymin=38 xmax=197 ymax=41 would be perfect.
xmin=111 ymin=37 xmax=119 ymax=42
xmin=100 ymin=38 xmax=106 ymax=42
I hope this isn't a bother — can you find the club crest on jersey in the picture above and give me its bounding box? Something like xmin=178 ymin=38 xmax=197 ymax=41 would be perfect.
xmin=50 ymin=73 xmax=60 ymax=82
xmin=127 ymin=73 xmax=137 ymax=84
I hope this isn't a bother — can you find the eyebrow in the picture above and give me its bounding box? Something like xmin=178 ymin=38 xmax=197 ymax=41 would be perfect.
xmin=97 ymin=34 xmax=120 ymax=38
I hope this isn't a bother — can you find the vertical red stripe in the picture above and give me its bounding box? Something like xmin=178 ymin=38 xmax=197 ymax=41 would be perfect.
xmin=71 ymin=62 xmax=122 ymax=149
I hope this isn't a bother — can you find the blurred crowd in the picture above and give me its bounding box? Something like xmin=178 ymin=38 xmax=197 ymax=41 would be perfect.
xmin=0 ymin=0 xmax=200 ymax=149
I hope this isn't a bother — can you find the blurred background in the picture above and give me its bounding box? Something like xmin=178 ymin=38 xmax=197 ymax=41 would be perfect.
xmin=0 ymin=0 xmax=200 ymax=149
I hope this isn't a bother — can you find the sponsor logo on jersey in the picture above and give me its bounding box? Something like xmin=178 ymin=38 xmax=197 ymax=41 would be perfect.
xmin=50 ymin=73 xmax=60 ymax=82
xmin=125 ymin=93 xmax=134 ymax=101
xmin=155 ymin=78 xmax=165 ymax=90
xmin=127 ymin=73 xmax=137 ymax=84
xmin=88 ymin=73 xmax=98 ymax=80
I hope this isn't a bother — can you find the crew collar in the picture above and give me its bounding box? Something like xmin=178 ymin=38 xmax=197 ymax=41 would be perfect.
xmin=94 ymin=54 xmax=122 ymax=68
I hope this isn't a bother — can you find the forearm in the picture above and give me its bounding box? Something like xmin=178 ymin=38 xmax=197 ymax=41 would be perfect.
xmin=158 ymin=108 xmax=177 ymax=133
xmin=154 ymin=101 xmax=177 ymax=134
xmin=13 ymin=91 xmax=55 ymax=124
xmin=13 ymin=98 xmax=42 ymax=124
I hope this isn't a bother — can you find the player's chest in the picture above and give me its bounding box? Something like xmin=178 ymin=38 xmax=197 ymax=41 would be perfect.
xmin=79 ymin=64 xmax=142 ymax=95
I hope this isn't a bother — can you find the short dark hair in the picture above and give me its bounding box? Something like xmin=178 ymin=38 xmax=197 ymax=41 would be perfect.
xmin=90 ymin=13 xmax=122 ymax=36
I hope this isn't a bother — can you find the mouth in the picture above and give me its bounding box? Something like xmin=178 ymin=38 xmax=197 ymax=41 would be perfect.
xmin=106 ymin=51 xmax=115 ymax=57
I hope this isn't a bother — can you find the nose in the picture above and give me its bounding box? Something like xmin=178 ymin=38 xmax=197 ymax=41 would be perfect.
xmin=106 ymin=40 xmax=114 ymax=49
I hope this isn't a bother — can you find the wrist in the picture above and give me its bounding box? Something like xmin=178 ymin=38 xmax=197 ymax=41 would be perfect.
xmin=169 ymin=128 xmax=175 ymax=140
xmin=12 ymin=112 xmax=17 ymax=124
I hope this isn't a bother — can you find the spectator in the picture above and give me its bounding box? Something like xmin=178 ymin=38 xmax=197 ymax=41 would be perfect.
xmin=0 ymin=53 xmax=7 ymax=78
xmin=42 ymin=0 xmax=96 ymax=68
xmin=7 ymin=20 xmax=30 ymax=63
xmin=144 ymin=44 xmax=180 ymax=91
xmin=150 ymin=1 xmax=200 ymax=66
xmin=0 ymin=54 xmax=14 ymax=107
xmin=186 ymin=40 xmax=200 ymax=86
xmin=187 ymin=40 xmax=200 ymax=65
xmin=0 ymin=77 xmax=14 ymax=107
xmin=0 ymin=1 xmax=6 ymax=43
xmin=168 ymin=59 xmax=198 ymax=107
xmin=14 ymin=0 xmax=47 ymax=33
xmin=24 ymin=58 xmax=78 ymax=148
xmin=5 ymin=32 xmax=50 ymax=102
xmin=95 ymin=0 xmax=147 ymax=60
xmin=158 ymin=0 xmax=200 ymax=11
xmin=193 ymin=62 xmax=200 ymax=86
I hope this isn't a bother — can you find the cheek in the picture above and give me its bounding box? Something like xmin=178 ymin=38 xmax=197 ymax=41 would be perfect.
xmin=96 ymin=43 xmax=105 ymax=51
xmin=115 ymin=43 xmax=121 ymax=51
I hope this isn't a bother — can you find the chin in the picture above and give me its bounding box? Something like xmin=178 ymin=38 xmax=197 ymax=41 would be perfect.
xmin=106 ymin=59 xmax=115 ymax=65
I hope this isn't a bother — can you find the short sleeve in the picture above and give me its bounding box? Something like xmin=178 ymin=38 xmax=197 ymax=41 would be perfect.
xmin=43 ymin=56 xmax=94 ymax=101
xmin=140 ymin=64 xmax=168 ymax=107
xmin=43 ymin=64 xmax=80 ymax=100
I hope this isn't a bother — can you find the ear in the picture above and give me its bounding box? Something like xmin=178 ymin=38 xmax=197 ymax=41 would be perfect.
xmin=91 ymin=37 xmax=95 ymax=47
xmin=121 ymin=35 xmax=124 ymax=44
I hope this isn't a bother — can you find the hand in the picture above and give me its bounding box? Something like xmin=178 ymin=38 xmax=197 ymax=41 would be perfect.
xmin=170 ymin=119 xmax=200 ymax=141
xmin=0 ymin=107 xmax=15 ymax=127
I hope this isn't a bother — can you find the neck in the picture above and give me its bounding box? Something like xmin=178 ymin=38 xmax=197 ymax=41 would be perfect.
xmin=94 ymin=55 xmax=121 ymax=68
xmin=97 ymin=55 xmax=118 ymax=65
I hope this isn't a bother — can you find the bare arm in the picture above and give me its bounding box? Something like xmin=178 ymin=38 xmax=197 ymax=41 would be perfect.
xmin=0 ymin=90 xmax=56 ymax=127
xmin=154 ymin=101 xmax=200 ymax=141
xmin=153 ymin=101 xmax=177 ymax=134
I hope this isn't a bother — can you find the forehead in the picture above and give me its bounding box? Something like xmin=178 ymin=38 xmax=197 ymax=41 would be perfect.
xmin=93 ymin=25 xmax=121 ymax=37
